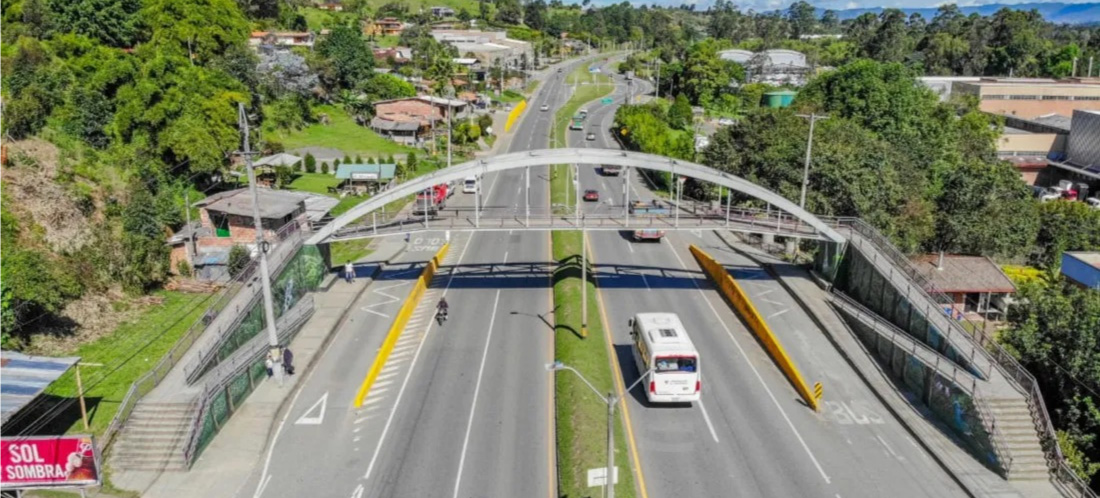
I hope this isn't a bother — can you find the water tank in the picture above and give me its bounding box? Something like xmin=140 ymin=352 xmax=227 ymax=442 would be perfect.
xmin=763 ymin=90 xmax=798 ymax=108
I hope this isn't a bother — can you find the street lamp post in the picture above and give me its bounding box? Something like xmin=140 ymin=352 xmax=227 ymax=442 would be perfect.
xmin=237 ymin=103 xmax=283 ymax=387
xmin=795 ymin=113 xmax=828 ymax=210
xmin=546 ymin=361 xmax=654 ymax=498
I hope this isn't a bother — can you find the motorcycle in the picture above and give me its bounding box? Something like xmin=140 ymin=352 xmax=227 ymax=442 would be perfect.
xmin=436 ymin=307 xmax=448 ymax=325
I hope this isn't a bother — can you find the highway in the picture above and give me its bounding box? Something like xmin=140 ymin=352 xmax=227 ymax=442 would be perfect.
xmin=244 ymin=57 xmax=590 ymax=498
xmin=569 ymin=68 xmax=967 ymax=497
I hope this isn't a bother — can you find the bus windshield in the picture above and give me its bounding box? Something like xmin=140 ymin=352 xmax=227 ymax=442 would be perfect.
xmin=655 ymin=356 xmax=697 ymax=373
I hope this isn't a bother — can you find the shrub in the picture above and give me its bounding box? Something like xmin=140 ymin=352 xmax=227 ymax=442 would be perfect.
xmin=321 ymin=162 xmax=329 ymax=174
xmin=343 ymin=153 xmax=352 ymax=163
xmin=227 ymin=245 xmax=252 ymax=278
xmin=304 ymin=153 xmax=317 ymax=173
xmin=354 ymin=154 xmax=363 ymax=164
xmin=177 ymin=259 xmax=193 ymax=277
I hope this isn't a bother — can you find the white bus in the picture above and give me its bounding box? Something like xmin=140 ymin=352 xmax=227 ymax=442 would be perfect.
xmin=629 ymin=313 xmax=701 ymax=403
xmin=463 ymin=176 xmax=478 ymax=193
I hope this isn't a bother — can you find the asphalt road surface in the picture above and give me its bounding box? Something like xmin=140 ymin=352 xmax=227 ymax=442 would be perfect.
xmin=567 ymin=70 xmax=966 ymax=497
xmin=244 ymin=57 xmax=591 ymax=498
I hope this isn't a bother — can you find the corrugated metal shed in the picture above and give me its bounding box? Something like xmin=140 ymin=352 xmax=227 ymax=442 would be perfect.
xmin=1062 ymin=252 xmax=1100 ymax=289
xmin=1 ymin=351 xmax=80 ymax=425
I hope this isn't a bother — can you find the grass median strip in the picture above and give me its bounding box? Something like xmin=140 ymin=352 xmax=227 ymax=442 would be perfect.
xmin=550 ymin=61 xmax=614 ymax=213
xmin=552 ymin=230 xmax=636 ymax=498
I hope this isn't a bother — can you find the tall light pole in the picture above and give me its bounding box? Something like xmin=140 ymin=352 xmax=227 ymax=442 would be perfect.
xmin=237 ymin=103 xmax=283 ymax=386
xmin=547 ymin=361 xmax=654 ymax=498
xmin=795 ymin=113 xmax=828 ymax=210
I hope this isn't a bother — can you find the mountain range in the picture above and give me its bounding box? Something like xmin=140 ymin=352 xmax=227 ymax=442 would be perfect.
xmin=827 ymin=2 xmax=1100 ymax=24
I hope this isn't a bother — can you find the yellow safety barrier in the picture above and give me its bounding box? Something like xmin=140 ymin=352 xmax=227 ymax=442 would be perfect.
xmin=505 ymin=100 xmax=527 ymax=132
xmin=688 ymin=245 xmax=821 ymax=412
xmin=353 ymin=243 xmax=451 ymax=407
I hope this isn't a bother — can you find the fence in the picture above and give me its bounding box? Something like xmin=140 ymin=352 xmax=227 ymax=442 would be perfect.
xmin=830 ymin=291 xmax=1011 ymax=476
xmin=98 ymin=219 xmax=308 ymax=455
xmin=827 ymin=217 xmax=1096 ymax=497
xmin=182 ymin=295 xmax=316 ymax=466
xmin=183 ymin=241 xmax=325 ymax=384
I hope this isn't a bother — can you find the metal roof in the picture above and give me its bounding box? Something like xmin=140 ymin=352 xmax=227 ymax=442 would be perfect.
xmin=195 ymin=188 xmax=337 ymax=222
xmin=1 ymin=351 xmax=80 ymax=425
xmin=334 ymin=163 xmax=397 ymax=181
xmin=910 ymin=255 xmax=1017 ymax=294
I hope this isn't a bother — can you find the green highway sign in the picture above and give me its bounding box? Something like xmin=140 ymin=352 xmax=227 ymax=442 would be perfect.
xmin=601 ymin=97 xmax=613 ymax=104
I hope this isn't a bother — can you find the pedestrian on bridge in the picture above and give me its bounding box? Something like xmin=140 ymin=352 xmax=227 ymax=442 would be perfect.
xmin=282 ymin=347 xmax=295 ymax=376
xmin=344 ymin=261 xmax=355 ymax=283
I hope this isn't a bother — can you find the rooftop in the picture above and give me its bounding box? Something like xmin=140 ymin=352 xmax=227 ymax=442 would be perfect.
xmin=911 ymin=254 xmax=1017 ymax=294
xmin=1065 ymin=251 xmax=1100 ymax=269
xmin=195 ymin=188 xmax=338 ymax=222
xmin=334 ymin=163 xmax=397 ymax=181
xmin=1 ymin=351 xmax=80 ymax=425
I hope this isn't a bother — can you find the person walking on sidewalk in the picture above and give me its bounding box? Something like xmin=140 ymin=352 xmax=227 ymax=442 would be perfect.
xmin=344 ymin=261 xmax=355 ymax=283
xmin=282 ymin=347 xmax=294 ymax=376
xmin=265 ymin=357 xmax=274 ymax=378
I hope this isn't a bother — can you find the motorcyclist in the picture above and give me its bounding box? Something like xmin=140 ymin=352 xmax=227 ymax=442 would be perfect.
xmin=437 ymin=297 xmax=449 ymax=318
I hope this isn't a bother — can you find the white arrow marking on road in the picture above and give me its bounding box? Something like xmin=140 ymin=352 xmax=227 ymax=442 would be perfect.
xmin=294 ymin=392 xmax=328 ymax=425
xmin=351 ymin=483 xmax=364 ymax=498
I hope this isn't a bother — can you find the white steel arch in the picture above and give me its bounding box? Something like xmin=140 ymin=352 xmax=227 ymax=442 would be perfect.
xmin=307 ymin=148 xmax=847 ymax=244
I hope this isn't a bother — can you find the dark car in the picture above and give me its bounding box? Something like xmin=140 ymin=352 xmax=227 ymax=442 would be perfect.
xmin=583 ymin=189 xmax=599 ymax=202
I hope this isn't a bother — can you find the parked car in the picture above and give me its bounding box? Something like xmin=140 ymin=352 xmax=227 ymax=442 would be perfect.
xmin=1038 ymin=188 xmax=1062 ymax=203
xmin=584 ymin=189 xmax=599 ymax=202
xmin=540 ymin=104 xmax=549 ymax=111
xmin=717 ymin=118 xmax=735 ymax=126
xmin=1087 ymin=197 xmax=1100 ymax=209
xmin=586 ymin=132 xmax=597 ymax=141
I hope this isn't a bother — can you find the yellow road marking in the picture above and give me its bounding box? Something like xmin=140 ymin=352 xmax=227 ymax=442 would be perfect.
xmin=588 ymin=231 xmax=649 ymax=498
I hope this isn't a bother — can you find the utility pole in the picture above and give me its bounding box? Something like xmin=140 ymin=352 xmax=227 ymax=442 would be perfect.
xmin=795 ymin=113 xmax=828 ymax=210
xmin=184 ymin=191 xmax=195 ymax=268
xmin=238 ymin=103 xmax=283 ymax=387
xmin=655 ymin=59 xmax=661 ymax=100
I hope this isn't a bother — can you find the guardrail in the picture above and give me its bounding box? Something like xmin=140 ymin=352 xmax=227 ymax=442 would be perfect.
xmin=689 ymin=244 xmax=821 ymax=411
xmin=830 ymin=291 xmax=1013 ymax=476
xmin=98 ymin=218 xmax=307 ymax=456
xmin=181 ymin=295 xmax=315 ymax=466
xmin=825 ymin=217 xmax=1095 ymax=497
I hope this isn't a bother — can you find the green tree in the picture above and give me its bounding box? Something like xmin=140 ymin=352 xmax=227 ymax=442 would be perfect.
xmin=495 ymin=0 xmax=522 ymax=24
xmin=668 ymin=94 xmax=693 ymax=130
xmin=524 ymin=0 xmax=547 ymax=30
xmin=321 ymin=161 xmax=329 ymax=174
xmin=406 ymin=150 xmax=418 ymax=173
xmin=355 ymin=154 xmax=363 ymax=164
xmin=933 ymin=160 xmax=1039 ymax=257
xmin=1032 ymin=200 xmax=1100 ymax=267
xmin=1001 ymin=282 xmax=1100 ymax=485
xmin=48 ymin=0 xmax=142 ymax=47
xmin=0 ymin=250 xmax=83 ymax=339
xmin=359 ymin=73 xmax=415 ymax=102
xmin=315 ymin=24 xmax=374 ymax=90
xmin=304 ymin=152 xmax=317 ymax=173
xmin=786 ymin=1 xmax=817 ymax=39
xmin=141 ymin=0 xmax=249 ymax=63
xmin=227 ymin=244 xmax=252 ymax=277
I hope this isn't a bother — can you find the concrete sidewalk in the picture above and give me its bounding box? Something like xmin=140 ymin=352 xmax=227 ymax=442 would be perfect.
xmin=720 ymin=234 xmax=1060 ymax=498
xmin=108 ymin=239 xmax=407 ymax=498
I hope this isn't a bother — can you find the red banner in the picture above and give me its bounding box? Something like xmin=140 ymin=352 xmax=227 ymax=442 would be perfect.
xmin=1 ymin=436 xmax=100 ymax=489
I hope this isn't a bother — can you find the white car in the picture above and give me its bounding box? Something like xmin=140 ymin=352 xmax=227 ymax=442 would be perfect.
xmin=1038 ymin=188 xmax=1062 ymax=203
xmin=717 ymin=118 xmax=735 ymax=126
xmin=463 ymin=176 xmax=478 ymax=194
xmin=1087 ymin=197 xmax=1100 ymax=209
xmin=540 ymin=104 xmax=549 ymax=111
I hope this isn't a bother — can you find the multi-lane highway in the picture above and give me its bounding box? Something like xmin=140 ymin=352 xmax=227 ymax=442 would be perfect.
xmin=244 ymin=57 xmax=591 ymax=498
xmin=569 ymin=65 xmax=967 ymax=497
xmin=244 ymin=55 xmax=966 ymax=498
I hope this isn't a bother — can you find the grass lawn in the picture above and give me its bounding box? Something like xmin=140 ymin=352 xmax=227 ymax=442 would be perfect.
xmin=552 ymin=231 xmax=636 ymax=498
xmin=21 ymin=291 xmax=213 ymax=437
xmin=269 ymin=104 xmax=414 ymax=158
xmin=287 ymin=172 xmax=341 ymax=195
xmin=554 ymin=62 xmax=613 ymax=145
xmin=300 ymin=7 xmax=357 ymax=31
xmin=495 ymin=89 xmax=527 ymax=104
xmin=371 ymin=35 xmax=400 ymax=48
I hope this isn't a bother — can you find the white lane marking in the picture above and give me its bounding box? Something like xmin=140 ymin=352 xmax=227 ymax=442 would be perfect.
xmin=627 ymin=242 xmax=635 ymax=253
xmin=697 ymin=400 xmax=720 ymax=443
xmin=255 ymin=475 xmax=271 ymax=498
xmin=351 ymin=483 xmax=364 ymax=498
xmin=877 ymin=435 xmax=904 ymax=461
xmin=251 ymin=241 xmax=387 ymax=498
xmin=767 ymin=309 xmax=789 ymax=319
xmin=664 ymin=243 xmax=832 ymax=484
xmin=452 ymin=290 xmax=503 ymax=498
xmin=361 ymin=308 xmax=390 ymax=318
xmin=364 ymin=237 xmax=474 ymax=480
xmin=373 ymin=379 xmax=394 ymax=389
xmin=294 ymin=392 xmax=328 ymax=426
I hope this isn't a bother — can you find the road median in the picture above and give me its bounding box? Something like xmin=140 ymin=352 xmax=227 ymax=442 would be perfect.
xmin=352 ymin=243 xmax=450 ymax=407
xmin=551 ymin=230 xmax=636 ymax=498
xmin=688 ymin=244 xmax=822 ymax=411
